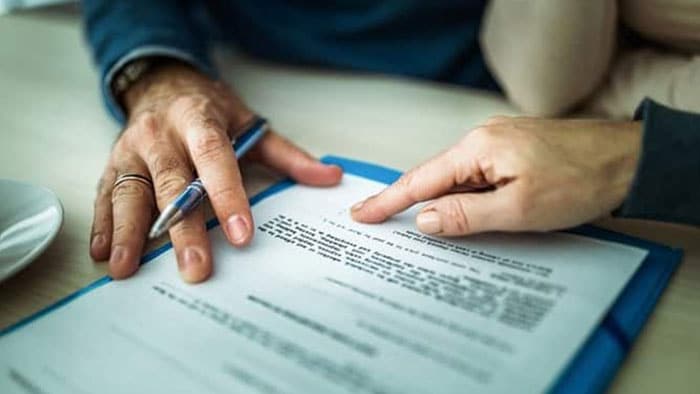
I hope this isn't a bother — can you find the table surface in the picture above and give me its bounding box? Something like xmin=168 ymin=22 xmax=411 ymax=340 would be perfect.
xmin=1 ymin=11 xmax=698 ymax=394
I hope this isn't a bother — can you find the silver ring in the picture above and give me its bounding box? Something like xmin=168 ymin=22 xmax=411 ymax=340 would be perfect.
xmin=113 ymin=173 xmax=153 ymax=190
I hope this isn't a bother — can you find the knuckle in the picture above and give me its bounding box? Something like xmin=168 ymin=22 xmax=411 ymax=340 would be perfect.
xmin=171 ymin=95 xmax=203 ymax=117
xmin=155 ymin=173 xmax=189 ymax=199
xmin=395 ymin=172 xmax=421 ymax=201
xmin=172 ymin=95 xmax=222 ymax=126
xmin=452 ymin=160 xmax=474 ymax=186
xmin=150 ymin=151 xmax=186 ymax=178
xmin=113 ymin=221 xmax=138 ymax=238
xmin=125 ymin=111 xmax=161 ymax=142
xmin=196 ymin=115 xmax=224 ymax=132
xmin=444 ymin=199 xmax=470 ymax=234
xmin=191 ymin=129 xmax=228 ymax=163
xmin=396 ymin=172 xmax=415 ymax=191
xmin=170 ymin=219 xmax=202 ymax=239
xmin=444 ymin=145 xmax=465 ymax=168
xmin=207 ymin=184 xmax=240 ymax=204
xmin=444 ymin=144 xmax=491 ymax=187
xmin=136 ymin=112 xmax=159 ymax=136
xmin=111 ymin=182 xmax=151 ymax=203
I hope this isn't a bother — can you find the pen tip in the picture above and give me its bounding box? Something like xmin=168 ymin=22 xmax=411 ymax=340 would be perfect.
xmin=148 ymin=227 xmax=161 ymax=240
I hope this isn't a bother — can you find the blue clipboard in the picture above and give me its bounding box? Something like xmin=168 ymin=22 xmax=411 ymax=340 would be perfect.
xmin=0 ymin=155 xmax=683 ymax=394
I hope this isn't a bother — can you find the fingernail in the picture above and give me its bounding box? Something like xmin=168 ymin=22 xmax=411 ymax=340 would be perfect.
xmin=179 ymin=247 xmax=205 ymax=283
xmin=181 ymin=247 xmax=202 ymax=270
xmin=351 ymin=200 xmax=365 ymax=212
xmin=110 ymin=245 xmax=124 ymax=264
xmin=91 ymin=234 xmax=105 ymax=252
xmin=417 ymin=211 xmax=442 ymax=234
xmin=226 ymin=215 xmax=250 ymax=245
xmin=109 ymin=245 xmax=129 ymax=273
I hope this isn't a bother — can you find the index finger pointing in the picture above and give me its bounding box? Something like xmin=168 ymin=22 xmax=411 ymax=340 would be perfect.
xmin=351 ymin=148 xmax=464 ymax=223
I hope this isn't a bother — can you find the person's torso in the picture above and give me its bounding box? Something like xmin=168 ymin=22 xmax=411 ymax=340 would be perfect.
xmin=201 ymin=0 xmax=498 ymax=90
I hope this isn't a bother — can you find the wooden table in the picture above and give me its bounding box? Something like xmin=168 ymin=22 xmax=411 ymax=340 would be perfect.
xmin=1 ymin=10 xmax=698 ymax=394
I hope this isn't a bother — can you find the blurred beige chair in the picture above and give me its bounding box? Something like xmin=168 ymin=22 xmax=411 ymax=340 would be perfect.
xmin=481 ymin=0 xmax=700 ymax=119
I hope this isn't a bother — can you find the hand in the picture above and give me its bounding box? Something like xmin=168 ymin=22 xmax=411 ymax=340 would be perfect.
xmin=90 ymin=62 xmax=342 ymax=282
xmin=351 ymin=116 xmax=642 ymax=235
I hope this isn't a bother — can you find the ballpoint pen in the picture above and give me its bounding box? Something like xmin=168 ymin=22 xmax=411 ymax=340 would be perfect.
xmin=148 ymin=116 xmax=269 ymax=239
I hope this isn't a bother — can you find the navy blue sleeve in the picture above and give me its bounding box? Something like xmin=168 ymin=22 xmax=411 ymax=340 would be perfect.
xmin=81 ymin=0 xmax=217 ymax=124
xmin=615 ymin=99 xmax=700 ymax=226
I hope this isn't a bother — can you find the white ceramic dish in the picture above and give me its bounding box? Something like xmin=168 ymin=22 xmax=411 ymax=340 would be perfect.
xmin=0 ymin=179 xmax=63 ymax=282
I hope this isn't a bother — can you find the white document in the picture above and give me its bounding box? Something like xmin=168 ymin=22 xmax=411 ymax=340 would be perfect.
xmin=0 ymin=174 xmax=646 ymax=394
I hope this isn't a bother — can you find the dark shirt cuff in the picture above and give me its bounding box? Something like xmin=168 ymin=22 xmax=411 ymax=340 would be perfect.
xmin=103 ymin=47 xmax=217 ymax=125
xmin=82 ymin=0 xmax=216 ymax=125
xmin=614 ymin=98 xmax=700 ymax=226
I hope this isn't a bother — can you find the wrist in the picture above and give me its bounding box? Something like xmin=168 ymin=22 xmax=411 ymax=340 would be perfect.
xmin=609 ymin=121 xmax=643 ymax=209
xmin=119 ymin=59 xmax=199 ymax=116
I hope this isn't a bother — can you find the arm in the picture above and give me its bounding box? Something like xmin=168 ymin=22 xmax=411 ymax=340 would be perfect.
xmin=480 ymin=0 xmax=617 ymax=116
xmin=615 ymin=99 xmax=700 ymax=226
xmin=82 ymin=0 xmax=216 ymax=123
xmin=82 ymin=1 xmax=343 ymax=283
xmin=351 ymin=100 xmax=700 ymax=235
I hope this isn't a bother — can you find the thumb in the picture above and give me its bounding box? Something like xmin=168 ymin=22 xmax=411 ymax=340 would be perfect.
xmin=415 ymin=191 xmax=511 ymax=236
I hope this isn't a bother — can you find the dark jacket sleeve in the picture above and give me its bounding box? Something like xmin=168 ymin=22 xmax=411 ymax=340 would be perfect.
xmin=81 ymin=0 xmax=217 ymax=124
xmin=615 ymin=98 xmax=700 ymax=226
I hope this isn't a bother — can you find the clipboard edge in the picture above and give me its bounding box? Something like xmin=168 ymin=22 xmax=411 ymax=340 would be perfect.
xmin=0 ymin=154 xmax=683 ymax=394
